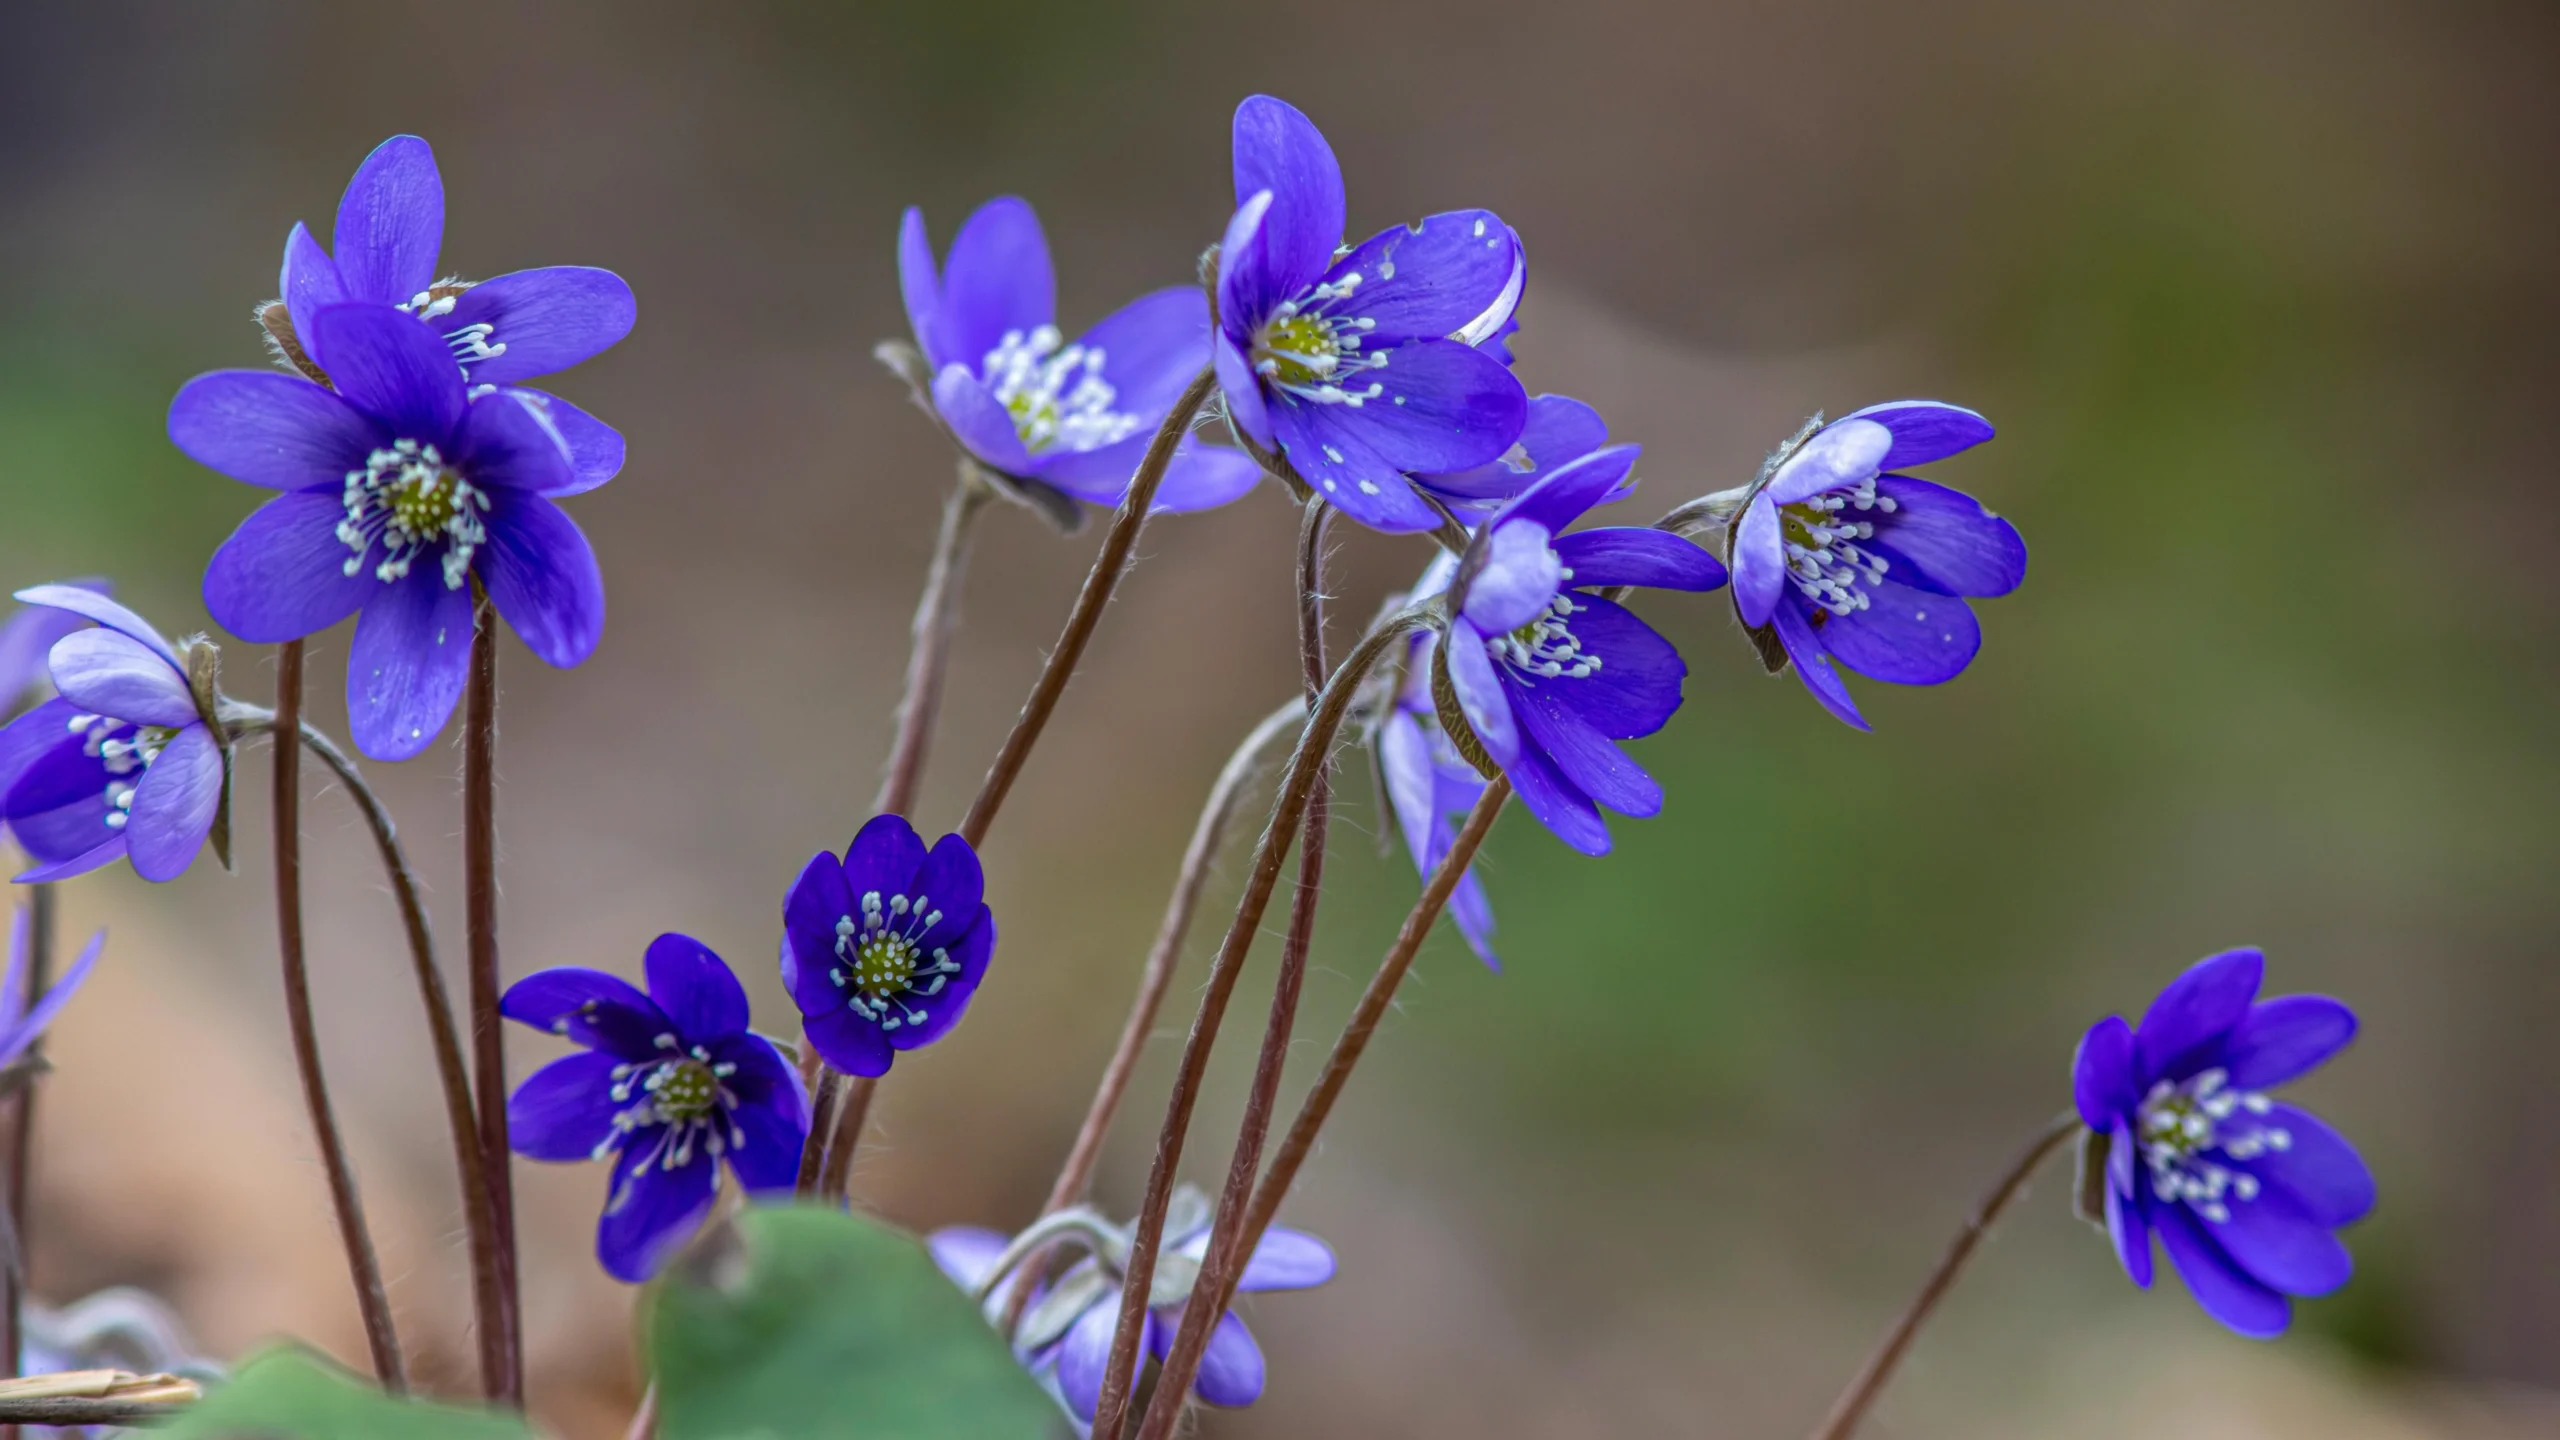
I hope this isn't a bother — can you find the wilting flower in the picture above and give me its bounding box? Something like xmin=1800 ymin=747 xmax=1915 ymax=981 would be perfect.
xmin=1432 ymin=446 xmax=1726 ymax=854
xmin=1374 ymin=565 xmax=1499 ymax=967
xmin=503 ymin=934 xmax=809 ymax=1283
xmin=2 ymin=901 xmax=104 ymax=1071
xmin=1728 ymin=402 xmax=2024 ymax=730
xmin=2073 ymin=947 xmax=2373 ymax=1337
xmin=783 ymin=814 xmax=995 ymax=1077
xmin=1213 ymin=95 xmax=1528 ymax=533
xmin=0 ymin=580 xmax=108 ymax=720
xmin=173 ymin=302 xmax=607 ymax=761
xmin=929 ymin=1187 xmax=1335 ymax=1425
xmin=0 ymin=587 xmax=226 ymax=884
xmin=898 ymin=198 xmax=1258 ymax=516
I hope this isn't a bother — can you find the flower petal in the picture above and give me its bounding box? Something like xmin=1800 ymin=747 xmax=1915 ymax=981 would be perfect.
xmin=2248 ymin=1103 xmax=2375 ymax=1228
xmin=1214 ymin=328 xmax=1273 ymax=448
xmin=843 ymin=813 xmax=929 ymax=896
xmin=803 ymin=1004 xmax=892 ymax=1078
xmin=1770 ymin=598 xmax=1869 ymax=730
xmin=931 ymin=365 xmax=1036 ymax=478
xmin=502 ymin=967 xmax=675 ymax=1059
xmin=1054 ymin=1295 xmax=1134 ymax=1423
xmin=1811 ymin=580 xmax=1981 ymax=687
xmin=1378 ymin=711 xmax=1441 ymax=876
xmin=202 ymin=490 xmax=375 ymax=644
xmin=1505 ymin=672 xmax=1662 ymax=818
xmin=1268 ymin=404 xmax=1440 ymax=534
xmin=1330 ymin=210 xmax=1523 ymax=345
xmin=1076 ymin=286 xmax=1213 ymax=425
xmin=507 ymin=1051 xmax=622 ymax=1161
xmin=596 ymin=1129 xmax=720 ymax=1284
xmin=1839 ymin=400 xmax=1995 ymax=470
xmin=2220 ymin=996 xmax=2357 ymax=1091
xmin=723 ymin=1072 xmax=812 ymax=1197
xmin=11 ymin=926 xmax=104 ymax=1055
xmin=309 ymin=303 xmax=467 ymax=442
xmin=898 ymin=207 xmax=947 ymax=370
xmin=2213 ymin=1188 xmax=2352 ymax=1297
xmin=1492 ymin=444 xmax=1636 ymax=539
xmin=2105 ymin=1167 xmax=2153 ymax=1288
xmin=10 ymin=584 xmax=163 ymax=660
xmin=345 ymin=572 xmax=474 ymax=761
xmin=1553 ymin=528 xmax=1725 ymax=593
xmin=1866 ymin=476 xmax=2026 ymax=599
xmin=2073 ymin=1016 xmax=2137 ymax=1129
xmin=166 ymin=369 xmax=382 ymax=492
xmin=927 ymin=1226 xmax=1010 ymax=1291
xmin=332 ymin=136 xmax=444 ymax=307
xmin=0 ymin=583 xmax=104 ymax=704
xmin=1502 ymin=725 xmax=1610 ymax=856
xmin=1762 ymin=418 xmax=1891 ymax=507
xmin=644 ymin=932 xmax=748 ymax=1041
xmin=478 ymin=491 xmax=605 ymax=670
xmin=1237 ymin=1226 xmax=1335 ymax=1292
xmin=1459 ymin=520 xmax=1562 ymax=635
xmin=0 ymin=701 xmax=96 ymax=817
xmin=1190 ymin=1311 xmax=1266 ymax=1408
xmin=1732 ymin=496 xmax=1785 ymax=628
xmin=1150 ymin=443 xmax=1263 ymax=515
xmin=1442 ymin=619 xmax=1518 ymax=768
xmin=2135 ymin=948 xmax=2265 ymax=1085
xmin=442 ymin=266 xmax=636 ymax=385
xmin=1299 ymin=337 xmax=1526 ymax=477
xmin=1215 ymin=188 xmax=1283 ymax=342
xmin=1550 ymin=594 xmax=1686 ymax=740
xmin=936 ymin=197 xmax=1053 ymax=381
xmin=1232 ymin=96 xmax=1343 ymax=303
xmin=279 ymin=222 xmax=348 ymax=351
xmin=2153 ymin=1201 xmax=2291 ymax=1337
xmin=123 ymin=724 xmax=221 ymax=883
xmin=451 ymin=386 xmax=578 ymax=495
xmin=44 ymin=631 xmax=195 ymax=727
xmin=13 ymin=836 xmax=127 ymax=884
xmin=909 ymin=832 xmax=985 ymax=950
xmin=506 ymin=389 xmax=625 ymax=495
xmin=783 ymin=851 xmax=854 ymax=1015
xmin=1418 ymin=393 xmax=1610 ymax=506
xmin=886 ymin=917 xmax=993 ymax=1054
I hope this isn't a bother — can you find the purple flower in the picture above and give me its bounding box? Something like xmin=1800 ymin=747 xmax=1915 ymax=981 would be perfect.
xmin=0 ymin=579 xmax=108 ymax=720
xmin=3 ymin=901 xmax=104 ymax=1067
xmin=2073 ymin=948 xmax=2373 ymax=1338
xmin=502 ymin=934 xmax=810 ymax=1283
xmin=1213 ymin=95 xmax=1529 ymax=534
xmin=173 ymin=302 xmax=608 ymax=761
xmin=0 ymin=587 xmax=226 ymax=884
xmin=1729 ymin=402 xmax=2025 ymax=731
xmin=1376 ymin=567 xmax=1500 ymax=968
xmin=900 ymin=198 xmax=1259 ymax=515
xmin=1434 ymin=446 xmax=1727 ymax=855
xmin=782 ymin=814 xmax=995 ymax=1077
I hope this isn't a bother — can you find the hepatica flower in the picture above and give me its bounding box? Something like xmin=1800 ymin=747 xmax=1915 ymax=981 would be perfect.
xmin=173 ymin=302 xmax=607 ymax=761
xmin=503 ymin=934 xmax=809 ymax=1283
xmin=1214 ymin=95 xmax=1529 ymax=533
xmin=783 ymin=814 xmax=995 ymax=1077
xmin=900 ymin=197 xmax=1257 ymax=515
xmin=1433 ymin=446 xmax=1726 ymax=854
xmin=0 ymin=579 xmax=107 ymax=719
xmin=0 ymin=587 xmax=226 ymax=884
xmin=1413 ymin=393 xmax=1615 ymax=514
xmin=1729 ymin=402 xmax=2025 ymax=730
xmin=2074 ymin=948 xmax=2374 ymax=1337
xmin=1376 ymin=566 xmax=1499 ymax=967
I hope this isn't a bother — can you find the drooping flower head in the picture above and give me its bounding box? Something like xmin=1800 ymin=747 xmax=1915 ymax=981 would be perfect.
xmin=1431 ymin=446 xmax=1727 ymax=855
xmin=929 ymin=1187 xmax=1335 ymax=1425
xmin=782 ymin=814 xmax=995 ymax=1077
xmin=1213 ymin=95 xmax=1529 ymax=533
xmin=2 ymin=902 xmax=104 ymax=1070
xmin=1374 ymin=561 xmax=1500 ymax=968
xmin=2073 ymin=948 xmax=2373 ymax=1337
xmin=898 ymin=198 xmax=1258 ymax=517
xmin=1729 ymin=402 xmax=2024 ymax=730
xmin=173 ymin=303 xmax=609 ymax=761
xmin=0 ymin=587 xmax=228 ymax=884
xmin=502 ymin=934 xmax=810 ymax=1283
xmin=0 ymin=579 xmax=108 ymax=720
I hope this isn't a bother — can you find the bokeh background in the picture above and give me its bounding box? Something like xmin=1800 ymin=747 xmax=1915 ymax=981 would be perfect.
xmin=3 ymin=1 xmax=2555 ymax=1434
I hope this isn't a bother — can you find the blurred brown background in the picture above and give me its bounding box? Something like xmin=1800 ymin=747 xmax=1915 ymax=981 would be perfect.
xmin=3 ymin=0 xmax=2556 ymax=1434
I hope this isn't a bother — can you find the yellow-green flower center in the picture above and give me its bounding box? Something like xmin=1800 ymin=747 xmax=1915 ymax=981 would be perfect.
xmin=653 ymin=1058 xmax=720 ymax=1122
xmin=1255 ymin=313 xmax=1342 ymax=388
xmin=851 ymin=934 xmax=919 ymax=999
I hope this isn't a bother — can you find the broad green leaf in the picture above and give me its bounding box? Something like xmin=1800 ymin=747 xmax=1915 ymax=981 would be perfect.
xmin=159 ymin=1345 xmax=534 ymax=1439
xmin=649 ymin=1204 xmax=1064 ymax=1440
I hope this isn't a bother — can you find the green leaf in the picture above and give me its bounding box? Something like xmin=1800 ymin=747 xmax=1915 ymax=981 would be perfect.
xmin=649 ymin=1203 xmax=1065 ymax=1440
xmin=159 ymin=1345 xmax=535 ymax=1439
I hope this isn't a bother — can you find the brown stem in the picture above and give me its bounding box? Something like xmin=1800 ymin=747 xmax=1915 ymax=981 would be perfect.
xmin=875 ymin=470 xmax=994 ymax=820
xmin=271 ymin=641 xmax=407 ymax=1389
xmin=2 ymin=879 xmax=54 ymax=1419
xmin=795 ymin=1070 xmax=842 ymax=1197
xmin=958 ymin=366 xmax=1216 ymax=851
xmin=1134 ymin=502 xmax=1335 ymax=1439
xmin=815 ymin=1074 xmax=878 ymax=1200
xmin=1087 ymin=608 xmax=1425 ymax=1440
xmin=1809 ymin=1111 xmax=2081 ymax=1440
xmin=292 ymin=720 xmax=504 ymax=1398
xmin=464 ymin=584 xmax=524 ymax=1405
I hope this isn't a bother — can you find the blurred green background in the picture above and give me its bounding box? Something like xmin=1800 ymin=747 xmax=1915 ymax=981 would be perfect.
xmin=2 ymin=2 xmax=2553 ymax=1435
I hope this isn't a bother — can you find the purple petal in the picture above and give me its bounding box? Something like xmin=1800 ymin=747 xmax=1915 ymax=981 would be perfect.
xmin=1237 ymin=1226 xmax=1335 ymax=1292
xmin=2105 ymin=1168 xmax=2153 ymax=1288
xmin=0 ymin=699 xmax=84 ymax=803
xmin=2135 ymin=948 xmax=2265 ymax=1085
xmin=166 ymin=369 xmax=381 ymax=492
xmin=1298 ymin=337 xmax=1527 ymax=478
xmin=478 ymin=492 xmax=605 ymax=670
xmin=935 ymin=197 xmax=1053 ymax=380
xmin=644 ymin=932 xmax=748 ymax=1041
xmin=202 ymin=490 xmax=375 ymax=644
xmin=724 ymin=1077 xmax=811 ymax=1197
xmin=1214 ymin=328 xmax=1273 ymax=448
xmin=1549 ymin=594 xmax=1686 ymax=739
xmin=124 ymin=724 xmax=221 ymax=883
xmin=927 ymin=1226 xmax=1010 ymax=1291
xmin=331 ymin=136 xmax=444 ymax=307
xmin=345 ymin=572 xmax=474 ymax=761
xmin=1378 ymin=712 xmax=1440 ymax=876
xmin=783 ymin=851 xmax=854 ymax=1015
xmin=501 ymin=967 xmax=675 ymax=1059
xmin=909 ymin=833 xmax=985 ymax=950
xmin=1770 ymin=599 xmax=1869 ymax=730
xmin=596 ymin=1130 xmax=719 ymax=1284
xmin=1330 ymin=210 xmax=1523 ymax=345
xmin=1419 ymin=393 xmax=1609 ymax=507
xmin=1839 ymin=400 xmax=1995 ymax=470
xmin=44 ymin=631 xmax=194 ymax=727
xmin=1492 ymin=444 xmax=1637 ymax=539
xmin=279 ymin=222 xmax=348 ymax=349
xmin=13 ymin=834 xmax=127 ymax=884
xmin=1230 ymin=96 xmax=1343 ymax=303
xmin=843 ymin=813 xmax=929 ymax=895
xmin=11 ymin=926 xmax=104 ymax=1055
xmin=442 ymin=266 xmax=636 ymax=385
xmin=507 ymin=1051 xmax=622 ymax=1161
xmin=2153 ymin=1202 xmax=2291 ymax=1338
xmin=1732 ymin=497 xmax=1785 ymax=628
xmin=1150 ymin=442 xmax=1263 ymax=514
xmin=1448 ymin=865 xmax=1500 ymax=970
xmin=1763 ymin=418 xmax=1891 ymax=507
xmin=308 ymin=303 xmax=466 ymax=442
xmin=8 ymin=587 xmax=166 ymax=664
xmin=1866 ymin=476 xmax=2026 ymax=599
xmin=931 ymin=365 xmax=1036 ymax=477
xmin=1268 ymin=404 xmax=1440 ymax=533
xmin=452 ymin=386 xmax=578 ymax=495
xmin=1190 ymin=1311 xmax=1266 ymax=1408
xmin=709 ymin=1031 xmax=804 ymax=1113
xmin=1505 ymin=673 xmax=1662 ymax=818
xmin=1502 ymin=727 xmax=1610 ymax=856
xmin=1075 ymin=286 xmax=1213 ymax=424
xmin=898 ymin=207 xmax=947 ymax=370
xmin=885 ymin=918 xmax=993 ymax=1053
xmin=1215 ymin=188 xmax=1283 ymax=341
xmin=1553 ymin=528 xmax=1725 ymax=593
xmin=1053 ymin=1296 xmax=1131 ymax=1423
xmin=2073 ymin=1016 xmax=2137 ymax=1128
xmin=2212 ymin=1190 xmax=2352 ymax=1297
xmin=1 ymin=584 xmax=105 ymax=704
xmin=1812 ymin=580 xmax=1981 ymax=687
xmin=1442 ymin=619 xmax=1518 ymax=768
xmin=2248 ymin=1104 xmax=2375 ymax=1228
xmin=1459 ymin=520 xmax=1562 ymax=634
xmin=505 ymin=389 xmax=624 ymax=495
xmin=803 ymin=1005 xmax=892 ymax=1078
xmin=4 ymin=727 xmax=106 ymax=820
xmin=2220 ymin=996 xmax=2357 ymax=1091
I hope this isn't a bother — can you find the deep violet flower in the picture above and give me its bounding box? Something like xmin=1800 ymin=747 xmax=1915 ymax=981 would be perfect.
xmin=502 ymin=934 xmax=810 ymax=1283
xmin=2073 ymin=948 xmax=2373 ymax=1338
xmin=1375 ymin=560 xmax=1499 ymax=968
xmin=1729 ymin=402 xmax=2024 ymax=731
xmin=3 ymin=901 xmax=104 ymax=1069
xmin=899 ymin=198 xmax=1258 ymax=516
xmin=1213 ymin=95 xmax=1529 ymax=534
xmin=782 ymin=814 xmax=995 ymax=1077
xmin=0 ymin=579 xmax=108 ymax=719
xmin=172 ymin=302 xmax=607 ymax=761
xmin=0 ymin=587 xmax=226 ymax=884
xmin=1433 ymin=446 xmax=1726 ymax=855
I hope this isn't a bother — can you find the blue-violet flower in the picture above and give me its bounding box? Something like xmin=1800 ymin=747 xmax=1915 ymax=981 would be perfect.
xmin=1376 ymin=567 xmax=1500 ymax=968
xmin=0 ymin=579 xmax=108 ymax=720
xmin=783 ymin=814 xmax=995 ymax=1077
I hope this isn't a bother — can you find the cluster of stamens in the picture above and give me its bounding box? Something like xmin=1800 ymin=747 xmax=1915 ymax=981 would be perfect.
xmin=1780 ymin=476 xmax=1898 ymax=616
xmin=1252 ymin=272 xmax=1387 ymax=406
xmin=338 ymin=439 xmax=490 ymax=588
xmin=398 ymin=278 xmax=508 ymax=371
xmin=599 ymin=1033 xmax=742 ymax=1176
xmin=981 ymin=326 xmax=1141 ymax=456
xmin=831 ymin=889 xmax=962 ymax=1031
xmin=2136 ymin=1067 xmax=2292 ymax=1224
xmin=1487 ymin=583 xmax=1601 ymax=681
xmin=67 ymin=713 xmax=176 ymax=830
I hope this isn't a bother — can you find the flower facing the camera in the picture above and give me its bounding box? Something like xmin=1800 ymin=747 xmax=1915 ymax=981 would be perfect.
xmin=783 ymin=814 xmax=996 ymax=1078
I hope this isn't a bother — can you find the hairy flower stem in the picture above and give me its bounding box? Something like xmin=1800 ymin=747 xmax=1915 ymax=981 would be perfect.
xmin=1810 ymin=1111 xmax=2081 ymax=1440
xmin=1088 ymin=604 xmax=1427 ymax=1440
xmin=877 ymin=469 xmax=994 ymax=820
xmin=997 ymin=696 xmax=1307 ymax=1338
xmin=1132 ymin=502 xmax=1335 ymax=1440
xmin=1 ymin=879 xmax=54 ymax=1402
xmin=958 ymin=365 xmax=1217 ymax=851
xmin=464 ymin=585 xmax=524 ymax=1405
xmin=271 ymin=641 xmax=407 ymax=1390
xmin=795 ymin=1072 xmax=841 ymax=1196
xmin=815 ymin=1074 xmax=877 ymax=1200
